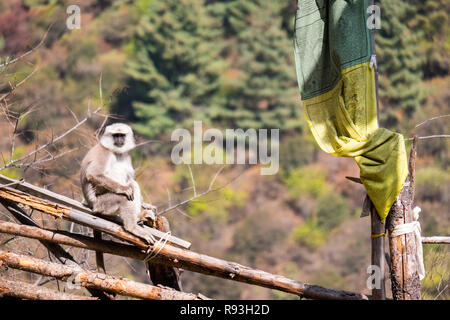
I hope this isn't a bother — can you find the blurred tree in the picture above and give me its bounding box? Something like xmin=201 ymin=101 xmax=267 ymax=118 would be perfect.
xmin=120 ymin=0 xmax=302 ymax=138
xmin=119 ymin=0 xmax=226 ymax=138
xmin=410 ymin=0 xmax=450 ymax=78
xmin=376 ymin=0 xmax=424 ymax=127
xmin=206 ymin=0 xmax=302 ymax=131
xmin=0 ymin=1 xmax=33 ymax=55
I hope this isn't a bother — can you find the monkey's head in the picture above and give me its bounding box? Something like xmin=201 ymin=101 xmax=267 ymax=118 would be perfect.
xmin=100 ymin=123 xmax=136 ymax=154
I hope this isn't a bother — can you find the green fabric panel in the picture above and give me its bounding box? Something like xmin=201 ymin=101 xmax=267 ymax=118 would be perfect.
xmin=294 ymin=0 xmax=372 ymax=100
xmin=293 ymin=0 xmax=409 ymax=221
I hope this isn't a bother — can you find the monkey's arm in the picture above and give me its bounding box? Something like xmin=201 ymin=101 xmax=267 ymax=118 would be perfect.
xmin=83 ymin=181 xmax=97 ymax=206
xmin=86 ymin=165 xmax=134 ymax=201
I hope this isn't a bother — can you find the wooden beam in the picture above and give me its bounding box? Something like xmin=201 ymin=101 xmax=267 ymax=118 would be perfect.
xmin=0 ymin=220 xmax=369 ymax=300
xmin=0 ymin=250 xmax=208 ymax=300
xmin=422 ymin=236 xmax=450 ymax=245
xmin=386 ymin=136 xmax=421 ymax=300
xmin=0 ymin=278 xmax=97 ymax=300
xmin=0 ymin=173 xmax=191 ymax=249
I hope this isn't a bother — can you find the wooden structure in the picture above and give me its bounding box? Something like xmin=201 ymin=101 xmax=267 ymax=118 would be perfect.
xmin=0 ymin=173 xmax=370 ymax=300
xmin=386 ymin=137 xmax=422 ymax=299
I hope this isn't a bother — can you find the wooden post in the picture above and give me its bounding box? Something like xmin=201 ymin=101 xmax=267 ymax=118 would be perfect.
xmin=386 ymin=136 xmax=421 ymax=299
xmin=370 ymin=202 xmax=386 ymax=299
xmin=369 ymin=0 xmax=386 ymax=300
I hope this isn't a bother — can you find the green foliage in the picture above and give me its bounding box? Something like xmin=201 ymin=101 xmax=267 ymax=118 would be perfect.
xmin=0 ymin=146 xmax=25 ymax=180
xmin=291 ymin=193 xmax=350 ymax=251
xmin=232 ymin=211 xmax=287 ymax=264
xmin=422 ymin=245 xmax=450 ymax=300
xmin=187 ymin=186 xmax=246 ymax=221
xmin=316 ymin=193 xmax=350 ymax=231
xmin=416 ymin=166 xmax=450 ymax=203
xmin=120 ymin=0 xmax=302 ymax=139
xmin=292 ymin=220 xmax=326 ymax=250
xmin=206 ymin=0 xmax=302 ymax=131
xmin=287 ymin=167 xmax=351 ymax=250
xmin=279 ymin=133 xmax=317 ymax=172
xmin=283 ymin=166 xmax=330 ymax=199
xmin=376 ymin=0 xmax=424 ymax=127
xmin=410 ymin=0 xmax=450 ymax=78
xmin=121 ymin=0 xmax=226 ymax=138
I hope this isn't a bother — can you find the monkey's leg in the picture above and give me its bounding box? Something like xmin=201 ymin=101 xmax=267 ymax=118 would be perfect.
xmin=91 ymin=193 xmax=125 ymax=274
xmin=120 ymin=200 xmax=156 ymax=244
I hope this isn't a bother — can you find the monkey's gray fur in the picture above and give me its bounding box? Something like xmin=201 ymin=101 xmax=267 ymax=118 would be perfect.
xmin=80 ymin=123 xmax=156 ymax=272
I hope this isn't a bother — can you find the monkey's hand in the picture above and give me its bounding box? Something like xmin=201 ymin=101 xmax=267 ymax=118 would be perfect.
xmin=118 ymin=183 xmax=134 ymax=201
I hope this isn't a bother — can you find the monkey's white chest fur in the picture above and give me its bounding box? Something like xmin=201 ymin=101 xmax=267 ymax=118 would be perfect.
xmin=104 ymin=153 xmax=134 ymax=186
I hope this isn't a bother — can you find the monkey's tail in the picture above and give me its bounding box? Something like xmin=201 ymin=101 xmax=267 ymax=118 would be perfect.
xmin=145 ymin=216 xmax=183 ymax=291
xmin=93 ymin=230 xmax=106 ymax=274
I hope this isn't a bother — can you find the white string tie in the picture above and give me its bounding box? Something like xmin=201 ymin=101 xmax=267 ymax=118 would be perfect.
xmin=389 ymin=206 xmax=425 ymax=280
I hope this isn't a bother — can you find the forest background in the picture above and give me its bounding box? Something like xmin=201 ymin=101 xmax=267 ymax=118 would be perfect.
xmin=0 ymin=0 xmax=448 ymax=299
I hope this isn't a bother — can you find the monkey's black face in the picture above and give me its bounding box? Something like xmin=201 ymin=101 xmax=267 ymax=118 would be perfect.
xmin=112 ymin=133 xmax=126 ymax=148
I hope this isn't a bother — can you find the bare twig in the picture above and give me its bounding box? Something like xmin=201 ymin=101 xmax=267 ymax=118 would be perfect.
xmin=95 ymin=73 xmax=108 ymax=141
xmin=0 ymin=25 xmax=51 ymax=69
xmin=187 ymin=164 xmax=197 ymax=197
xmin=415 ymin=114 xmax=450 ymax=129
xmin=0 ymin=108 xmax=101 ymax=171
xmin=405 ymin=135 xmax=450 ymax=141
xmin=157 ymin=166 xmax=225 ymax=216
xmin=134 ymin=140 xmax=161 ymax=148
xmin=0 ymin=67 xmax=39 ymax=102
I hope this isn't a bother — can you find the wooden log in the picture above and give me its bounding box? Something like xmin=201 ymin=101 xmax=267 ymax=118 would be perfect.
xmin=0 ymin=278 xmax=97 ymax=300
xmin=0 ymin=199 xmax=115 ymax=300
xmin=386 ymin=136 xmax=421 ymax=300
xmin=0 ymin=220 xmax=146 ymax=260
xmin=0 ymin=221 xmax=368 ymax=300
xmin=370 ymin=201 xmax=386 ymax=300
xmin=422 ymin=237 xmax=450 ymax=245
xmin=0 ymin=250 xmax=208 ymax=300
xmin=0 ymin=173 xmax=191 ymax=249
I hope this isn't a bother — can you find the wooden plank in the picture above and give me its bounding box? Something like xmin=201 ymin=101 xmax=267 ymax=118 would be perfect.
xmin=0 ymin=173 xmax=91 ymax=214
xmin=0 ymin=174 xmax=191 ymax=249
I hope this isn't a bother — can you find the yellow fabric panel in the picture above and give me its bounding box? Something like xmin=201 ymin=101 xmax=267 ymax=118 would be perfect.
xmin=302 ymin=62 xmax=408 ymax=221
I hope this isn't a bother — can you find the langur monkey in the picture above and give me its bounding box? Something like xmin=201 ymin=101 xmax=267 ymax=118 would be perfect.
xmin=80 ymin=123 xmax=156 ymax=272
